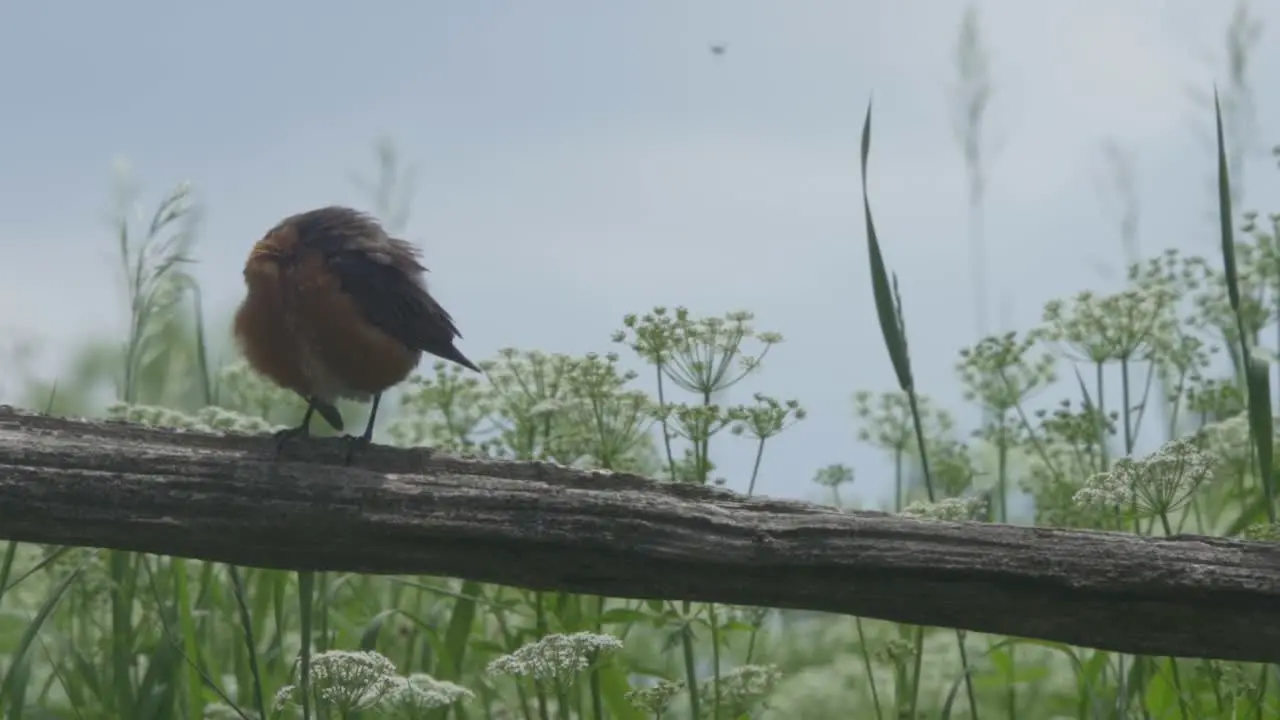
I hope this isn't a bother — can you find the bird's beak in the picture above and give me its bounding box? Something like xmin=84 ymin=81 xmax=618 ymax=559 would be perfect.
xmin=249 ymin=243 xmax=282 ymax=263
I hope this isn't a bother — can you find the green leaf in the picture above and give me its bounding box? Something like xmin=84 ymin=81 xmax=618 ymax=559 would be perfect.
xmin=597 ymin=663 xmax=645 ymax=720
xmin=359 ymin=608 xmax=399 ymax=652
xmin=986 ymin=638 xmax=1106 ymax=719
xmin=1225 ymin=494 xmax=1272 ymax=536
xmin=599 ymin=608 xmax=650 ymax=625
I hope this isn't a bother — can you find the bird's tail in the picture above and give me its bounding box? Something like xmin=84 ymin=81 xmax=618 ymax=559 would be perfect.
xmin=438 ymin=343 xmax=481 ymax=373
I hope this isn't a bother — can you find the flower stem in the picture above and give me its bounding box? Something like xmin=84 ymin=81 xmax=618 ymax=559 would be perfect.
xmin=855 ymin=618 xmax=884 ymax=720
xmin=680 ymin=607 xmax=701 ymax=719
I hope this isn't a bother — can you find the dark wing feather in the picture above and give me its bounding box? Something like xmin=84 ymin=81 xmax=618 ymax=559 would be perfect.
xmin=327 ymin=249 xmax=480 ymax=372
xmin=283 ymin=206 xmax=479 ymax=372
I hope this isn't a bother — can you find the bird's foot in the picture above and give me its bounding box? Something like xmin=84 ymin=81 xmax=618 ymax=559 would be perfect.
xmin=273 ymin=424 xmax=310 ymax=457
xmin=342 ymin=433 xmax=374 ymax=466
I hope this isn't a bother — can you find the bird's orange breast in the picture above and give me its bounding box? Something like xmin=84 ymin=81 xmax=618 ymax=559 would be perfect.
xmin=234 ymin=247 xmax=421 ymax=402
xmin=234 ymin=255 xmax=311 ymax=397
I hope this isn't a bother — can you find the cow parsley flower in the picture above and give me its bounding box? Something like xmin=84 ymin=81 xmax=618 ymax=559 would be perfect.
xmin=274 ymin=650 xmax=400 ymax=714
xmin=486 ymin=632 xmax=623 ymax=685
xmin=901 ymin=496 xmax=988 ymax=522
xmin=380 ymin=673 xmax=474 ymax=714
xmin=625 ymin=679 xmax=684 ymax=714
xmin=1074 ymin=437 xmax=1219 ymax=530
xmin=699 ymin=664 xmax=783 ymax=717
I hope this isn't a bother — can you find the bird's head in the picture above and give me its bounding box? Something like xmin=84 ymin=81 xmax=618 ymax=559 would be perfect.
xmin=243 ymin=227 xmax=300 ymax=281
xmin=243 ymin=205 xmax=428 ymax=284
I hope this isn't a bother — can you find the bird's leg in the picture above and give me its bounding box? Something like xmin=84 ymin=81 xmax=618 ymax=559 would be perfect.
xmin=273 ymin=399 xmax=316 ymax=456
xmin=343 ymin=392 xmax=381 ymax=466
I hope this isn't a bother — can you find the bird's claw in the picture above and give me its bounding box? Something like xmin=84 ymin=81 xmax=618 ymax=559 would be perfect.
xmin=273 ymin=424 xmax=310 ymax=457
xmin=342 ymin=434 xmax=373 ymax=466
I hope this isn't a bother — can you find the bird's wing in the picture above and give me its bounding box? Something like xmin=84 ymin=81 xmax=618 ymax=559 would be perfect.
xmin=284 ymin=206 xmax=477 ymax=370
xmin=326 ymin=248 xmax=465 ymax=356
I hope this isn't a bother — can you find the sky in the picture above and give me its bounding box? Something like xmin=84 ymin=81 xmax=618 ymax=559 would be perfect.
xmin=1 ymin=0 xmax=1279 ymax=507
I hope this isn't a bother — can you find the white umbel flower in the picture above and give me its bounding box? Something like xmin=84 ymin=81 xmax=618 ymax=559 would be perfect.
xmin=486 ymin=632 xmax=623 ymax=683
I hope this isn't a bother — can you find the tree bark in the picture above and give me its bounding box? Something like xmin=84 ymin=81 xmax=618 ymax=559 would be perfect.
xmin=0 ymin=405 xmax=1277 ymax=662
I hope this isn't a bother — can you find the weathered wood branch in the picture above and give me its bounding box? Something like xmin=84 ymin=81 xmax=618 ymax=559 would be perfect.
xmin=0 ymin=405 xmax=1277 ymax=662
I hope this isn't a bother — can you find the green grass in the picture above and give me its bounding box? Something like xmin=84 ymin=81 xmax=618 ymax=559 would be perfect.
xmin=3 ymin=92 xmax=1280 ymax=719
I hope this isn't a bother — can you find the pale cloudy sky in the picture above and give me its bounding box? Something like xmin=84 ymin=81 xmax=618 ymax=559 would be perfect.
xmin=1 ymin=1 xmax=1278 ymax=506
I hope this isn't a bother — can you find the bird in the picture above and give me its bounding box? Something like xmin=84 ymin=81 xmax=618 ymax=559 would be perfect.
xmin=710 ymin=43 xmax=726 ymax=56
xmin=233 ymin=205 xmax=480 ymax=463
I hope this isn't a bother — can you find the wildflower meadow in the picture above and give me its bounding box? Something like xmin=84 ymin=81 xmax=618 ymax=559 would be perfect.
xmin=4 ymin=8 xmax=1280 ymax=720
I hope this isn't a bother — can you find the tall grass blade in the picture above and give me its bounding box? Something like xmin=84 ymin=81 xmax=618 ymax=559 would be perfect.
xmin=1213 ymin=90 xmax=1243 ymax=322
xmin=172 ymin=560 xmax=203 ymax=719
xmin=134 ymin=639 xmax=180 ymax=718
xmin=939 ymin=666 xmax=978 ymax=720
xmin=2 ymin=547 xmax=73 ymax=598
xmin=186 ymin=280 xmax=213 ymax=407
xmin=860 ymin=97 xmax=972 ymax=717
xmin=1246 ymin=356 xmax=1275 ymax=519
xmin=42 ymin=381 xmax=57 ymax=414
xmin=444 ymin=582 xmax=481 ymax=678
xmin=859 ymin=100 xmax=913 ymax=393
xmin=0 ymin=557 xmax=88 ymax=716
xmin=429 ymin=581 xmax=481 ymax=720
xmin=108 ymin=551 xmax=138 ymax=718
xmin=297 ymin=570 xmax=315 ymax=720
xmin=2 ymin=650 xmax=32 ymax=720
xmin=0 ymin=543 xmax=18 ymax=605
xmin=1213 ymin=89 xmax=1276 ymax=524
xmin=228 ymin=566 xmax=268 ymax=720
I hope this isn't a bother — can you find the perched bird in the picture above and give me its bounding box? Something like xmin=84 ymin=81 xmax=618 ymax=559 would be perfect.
xmin=233 ymin=205 xmax=480 ymax=462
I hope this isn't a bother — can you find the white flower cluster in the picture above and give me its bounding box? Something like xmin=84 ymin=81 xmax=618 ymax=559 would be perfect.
xmin=106 ymin=401 xmax=278 ymax=435
xmin=107 ymin=402 xmax=208 ymax=431
xmin=273 ymin=650 xmax=472 ymax=716
xmin=900 ymin=496 xmax=987 ymax=522
xmin=623 ymin=663 xmax=784 ymax=717
xmin=1073 ymin=436 xmax=1219 ymax=517
xmin=381 ymin=673 xmax=475 ymax=714
xmin=217 ymin=359 xmax=302 ymax=415
xmin=1198 ymin=412 xmax=1252 ymax=464
xmin=196 ymin=406 xmax=279 ymax=434
xmin=486 ymin=631 xmax=623 ymax=683
xmin=1243 ymin=522 xmax=1280 ymax=542
xmin=275 ymin=650 xmax=399 ymax=712
xmin=699 ymin=664 xmax=783 ymax=715
xmin=625 ymin=679 xmax=683 ymax=714
xmin=1041 ymin=288 xmax=1173 ymax=363
xmin=873 ymin=638 xmax=917 ymax=666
